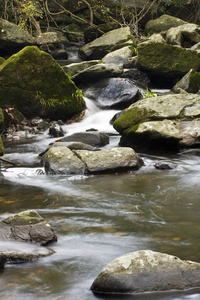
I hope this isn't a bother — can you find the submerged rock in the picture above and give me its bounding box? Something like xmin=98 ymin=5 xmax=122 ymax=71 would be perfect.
xmin=0 ymin=46 xmax=85 ymax=121
xmin=91 ymin=250 xmax=200 ymax=294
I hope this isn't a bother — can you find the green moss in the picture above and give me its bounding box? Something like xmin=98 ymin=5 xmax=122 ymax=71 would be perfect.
xmin=113 ymin=106 xmax=153 ymax=134
xmin=0 ymin=137 xmax=4 ymax=156
xmin=188 ymin=71 xmax=200 ymax=93
xmin=0 ymin=57 xmax=5 ymax=66
xmin=0 ymin=46 xmax=85 ymax=120
xmin=137 ymin=41 xmax=200 ymax=77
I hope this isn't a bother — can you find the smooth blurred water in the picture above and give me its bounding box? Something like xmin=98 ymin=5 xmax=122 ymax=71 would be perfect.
xmin=0 ymin=98 xmax=200 ymax=300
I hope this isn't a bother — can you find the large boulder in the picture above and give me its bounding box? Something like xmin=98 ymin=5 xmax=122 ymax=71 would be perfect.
xmin=166 ymin=23 xmax=200 ymax=47
xmin=145 ymin=14 xmax=187 ymax=36
xmin=137 ymin=34 xmax=200 ymax=86
xmin=0 ymin=18 xmax=35 ymax=56
xmin=42 ymin=146 xmax=143 ymax=175
xmin=113 ymin=93 xmax=200 ymax=151
xmin=0 ymin=46 xmax=85 ymax=120
xmin=72 ymin=63 xmax=123 ymax=85
xmin=78 ymin=27 xmax=135 ymax=60
xmin=85 ymin=78 xmax=143 ymax=109
xmin=91 ymin=250 xmax=200 ymax=294
xmin=0 ymin=137 xmax=4 ymax=156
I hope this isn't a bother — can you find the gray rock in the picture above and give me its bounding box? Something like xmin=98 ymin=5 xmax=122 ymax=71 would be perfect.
xmin=172 ymin=69 xmax=200 ymax=93
xmin=91 ymin=250 xmax=200 ymax=294
xmin=85 ymin=78 xmax=142 ymax=109
xmin=113 ymin=93 xmax=200 ymax=150
xmin=1 ymin=210 xmax=57 ymax=246
xmin=43 ymin=146 xmax=86 ymax=175
xmin=79 ymin=27 xmax=135 ymax=60
xmin=63 ymin=60 xmax=101 ymax=77
xmin=74 ymin=147 xmax=143 ymax=173
xmin=166 ymin=23 xmax=200 ymax=47
xmin=102 ymin=46 xmax=136 ymax=67
xmin=60 ymin=132 xmax=109 ymax=147
xmin=0 ymin=18 xmax=35 ymax=56
xmin=72 ymin=63 xmax=123 ymax=85
xmin=154 ymin=161 xmax=177 ymax=170
xmin=145 ymin=14 xmax=187 ymax=36
xmin=42 ymin=146 xmax=143 ymax=175
xmin=51 ymin=141 xmax=97 ymax=151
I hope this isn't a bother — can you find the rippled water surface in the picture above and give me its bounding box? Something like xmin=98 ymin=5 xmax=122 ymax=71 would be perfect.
xmin=0 ymin=99 xmax=200 ymax=300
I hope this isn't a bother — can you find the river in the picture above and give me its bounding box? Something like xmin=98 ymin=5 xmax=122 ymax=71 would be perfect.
xmin=0 ymin=52 xmax=200 ymax=300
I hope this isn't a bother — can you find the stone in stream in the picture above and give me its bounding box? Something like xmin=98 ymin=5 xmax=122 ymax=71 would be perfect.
xmin=85 ymin=78 xmax=143 ymax=110
xmin=42 ymin=146 xmax=144 ymax=175
xmin=91 ymin=250 xmax=200 ymax=294
xmin=59 ymin=131 xmax=109 ymax=147
xmin=0 ymin=210 xmax=57 ymax=263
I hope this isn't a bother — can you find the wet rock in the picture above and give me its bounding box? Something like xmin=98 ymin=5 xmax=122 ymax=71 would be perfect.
xmin=154 ymin=161 xmax=177 ymax=170
xmin=121 ymin=68 xmax=151 ymax=87
xmin=85 ymin=78 xmax=142 ymax=109
xmin=79 ymin=27 xmax=135 ymax=60
xmin=0 ymin=254 xmax=5 ymax=268
xmin=1 ymin=210 xmax=57 ymax=246
xmin=0 ymin=240 xmax=54 ymax=264
xmin=42 ymin=146 xmax=143 ymax=175
xmin=49 ymin=123 xmax=65 ymax=137
xmin=113 ymin=93 xmax=200 ymax=151
xmin=60 ymin=132 xmax=109 ymax=147
xmin=42 ymin=146 xmax=86 ymax=175
xmin=72 ymin=63 xmax=123 ymax=86
xmin=91 ymin=250 xmax=200 ymax=294
xmin=74 ymin=147 xmax=143 ymax=173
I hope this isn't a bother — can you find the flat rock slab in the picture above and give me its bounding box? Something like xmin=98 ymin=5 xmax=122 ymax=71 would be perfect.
xmin=91 ymin=250 xmax=200 ymax=294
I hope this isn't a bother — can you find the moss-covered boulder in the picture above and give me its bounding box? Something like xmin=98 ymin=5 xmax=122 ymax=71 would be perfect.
xmin=145 ymin=14 xmax=187 ymax=36
xmin=0 ymin=46 xmax=85 ymax=121
xmin=79 ymin=27 xmax=135 ymax=60
xmin=137 ymin=34 xmax=200 ymax=86
xmin=113 ymin=93 xmax=200 ymax=151
xmin=173 ymin=69 xmax=200 ymax=93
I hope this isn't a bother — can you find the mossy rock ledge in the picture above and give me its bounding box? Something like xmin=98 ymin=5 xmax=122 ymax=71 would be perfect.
xmin=113 ymin=93 xmax=200 ymax=151
xmin=0 ymin=108 xmax=4 ymax=156
xmin=0 ymin=46 xmax=85 ymax=121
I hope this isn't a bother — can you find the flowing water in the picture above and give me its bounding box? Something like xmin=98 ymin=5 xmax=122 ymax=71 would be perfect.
xmin=1 ymin=99 xmax=200 ymax=298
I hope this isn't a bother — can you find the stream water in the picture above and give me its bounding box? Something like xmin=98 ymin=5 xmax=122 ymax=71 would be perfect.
xmin=0 ymin=54 xmax=200 ymax=299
